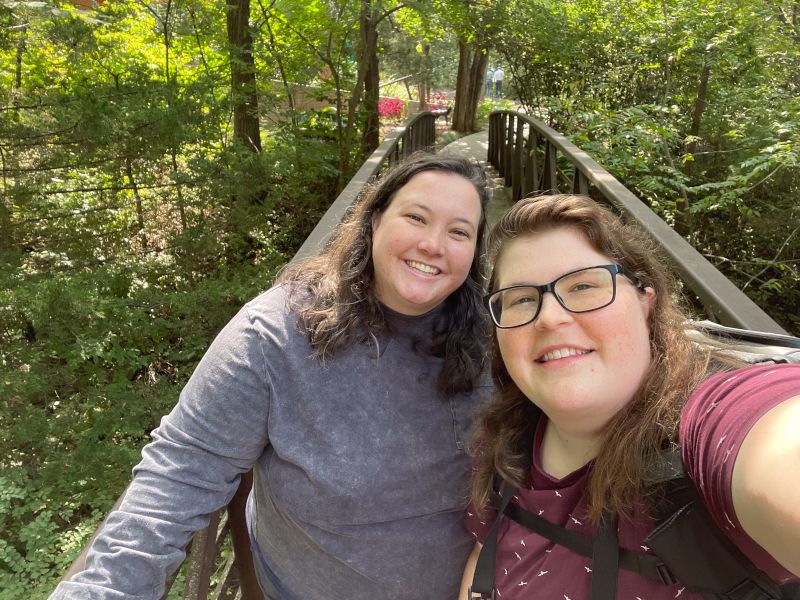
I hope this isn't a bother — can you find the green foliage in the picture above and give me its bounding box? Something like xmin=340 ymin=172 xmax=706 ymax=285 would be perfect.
xmin=0 ymin=254 xmax=287 ymax=595
xmin=476 ymin=96 xmax=515 ymax=127
xmin=494 ymin=0 xmax=799 ymax=334
xmin=0 ymin=0 xmax=344 ymax=594
xmin=570 ymin=104 xmax=689 ymax=221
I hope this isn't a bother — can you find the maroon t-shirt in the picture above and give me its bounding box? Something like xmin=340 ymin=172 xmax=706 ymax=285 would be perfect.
xmin=464 ymin=363 xmax=800 ymax=599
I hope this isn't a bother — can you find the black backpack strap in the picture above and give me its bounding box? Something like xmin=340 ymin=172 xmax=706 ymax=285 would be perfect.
xmin=501 ymin=497 xmax=676 ymax=584
xmin=642 ymin=449 xmax=788 ymax=600
xmin=644 ymin=479 xmax=787 ymax=600
xmin=469 ymin=482 xmax=677 ymax=599
xmin=781 ymin=583 xmax=800 ymax=599
xmin=591 ymin=511 xmax=620 ymax=600
xmin=468 ymin=481 xmax=517 ymax=599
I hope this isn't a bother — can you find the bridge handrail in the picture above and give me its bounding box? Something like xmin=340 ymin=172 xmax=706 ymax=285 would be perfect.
xmin=58 ymin=111 xmax=439 ymax=599
xmin=488 ymin=110 xmax=787 ymax=335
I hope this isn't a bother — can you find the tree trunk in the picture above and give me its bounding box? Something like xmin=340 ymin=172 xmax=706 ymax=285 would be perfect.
xmin=0 ymin=200 xmax=11 ymax=249
xmin=417 ymin=42 xmax=430 ymax=111
xmin=263 ymin=11 xmax=298 ymax=128
xmin=227 ymin=0 xmax=261 ymax=154
xmin=677 ymin=59 xmax=710 ymax=235
xmin=125 ymin=157 xmax=148 ymax=251
xmin=452 ymin=40 xmax=488 ymax=133
xmin=360 ymin=1 xmax=380 ymax=157
xmin=0 ymin=146 xmax=11 ymax=250
xmin=14 ymin=28 xmax=24 ymax=91
xmin=170 ymin=149 xmax=187 ymax=233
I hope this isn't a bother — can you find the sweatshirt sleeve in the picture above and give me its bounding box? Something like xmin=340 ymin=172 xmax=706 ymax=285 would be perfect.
xmin=50 ymin=300 xmax=274 ymax=600
xmin=680 ymin=363 xmax=800 ymax=582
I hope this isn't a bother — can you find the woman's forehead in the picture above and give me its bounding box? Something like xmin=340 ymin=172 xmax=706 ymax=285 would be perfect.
xmin=493 ymin=228 xmax=610 ymax=285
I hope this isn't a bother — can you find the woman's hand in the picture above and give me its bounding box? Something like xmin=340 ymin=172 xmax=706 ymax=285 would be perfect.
xmin=458 ymin=543 xmax=483 ymax=600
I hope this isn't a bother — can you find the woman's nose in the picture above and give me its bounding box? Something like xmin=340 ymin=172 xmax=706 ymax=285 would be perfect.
xmin=418 ymin=230 xmax=444 ymax=255
xmin=534 ymin=292 xmax=573 ymax=330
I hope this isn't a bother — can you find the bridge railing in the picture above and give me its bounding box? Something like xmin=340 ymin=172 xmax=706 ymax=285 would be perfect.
xmin=489 ymin=110 xmax=788 ymax=335
xmin=59 ymin=111 xmax=439 ymax=599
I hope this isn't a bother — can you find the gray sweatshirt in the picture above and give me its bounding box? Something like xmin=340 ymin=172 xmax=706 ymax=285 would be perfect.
xmin=51 ymin=285 xmax=490 ymax=600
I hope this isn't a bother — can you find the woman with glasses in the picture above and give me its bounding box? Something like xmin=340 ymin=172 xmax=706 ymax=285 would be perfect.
xmin=460 ymin=194 xmax=800 ymax=600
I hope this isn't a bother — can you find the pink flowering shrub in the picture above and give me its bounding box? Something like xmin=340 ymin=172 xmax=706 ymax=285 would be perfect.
xmin=378 ymin=97 xmax=406 ymax=120
xmin=426 ymin=91 xmax=451 ymax=111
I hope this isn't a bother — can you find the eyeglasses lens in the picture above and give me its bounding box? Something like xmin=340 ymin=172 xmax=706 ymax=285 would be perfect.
xmin=490 ymin=267 xmax=615 ymax=328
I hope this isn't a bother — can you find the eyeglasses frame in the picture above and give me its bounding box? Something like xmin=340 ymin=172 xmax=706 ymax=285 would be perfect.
xmin=483 ymin=263 xmax=644 ymax=329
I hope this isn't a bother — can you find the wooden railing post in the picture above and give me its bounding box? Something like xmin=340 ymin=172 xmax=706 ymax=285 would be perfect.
xmin=524 ymin=129 xmax=537 ymax=199
xmin=572 ymin=169 xmax=588 ymax=195
xmin=511 ymin=116 xmax=525 ymax=201
xmin=227 ymin=471 xmax=261 ymax=599
xmin=503 ymin=114 xmax=514 ymax=186
xmin=541 ymin=141 xmax=557 ymax=193
xmin=182 ymin=511 xmax=220 ymax=600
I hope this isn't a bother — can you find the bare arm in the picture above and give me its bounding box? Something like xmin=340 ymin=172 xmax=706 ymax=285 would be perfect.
xmin=732 ymin=394 xmax=800 ymax=576
xmin=458 ymin=542 xmax=482 ymax=600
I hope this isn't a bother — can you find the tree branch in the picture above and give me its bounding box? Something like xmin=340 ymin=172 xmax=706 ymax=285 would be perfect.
xmin=741 ymin=224 xmax=800 ymax=290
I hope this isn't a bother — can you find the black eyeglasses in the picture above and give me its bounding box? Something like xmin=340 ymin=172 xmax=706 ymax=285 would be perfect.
xmin=484 ymin=264 xmax=642 ymax=329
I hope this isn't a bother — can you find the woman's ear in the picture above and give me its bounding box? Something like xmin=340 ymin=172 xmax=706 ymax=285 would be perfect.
xmin=641 ymin=286 xmax=656 ymax=318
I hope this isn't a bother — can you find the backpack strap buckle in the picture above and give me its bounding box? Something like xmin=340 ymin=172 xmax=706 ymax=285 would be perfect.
xmin=655 ymin=562 xmax=680 ymax=586
xmin=467 ymin=586 xmax=495 ymax=600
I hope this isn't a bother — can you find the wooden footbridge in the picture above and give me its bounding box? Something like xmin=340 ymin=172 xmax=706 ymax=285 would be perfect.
xmin=59 ymin=109 xmax=798 ymax=599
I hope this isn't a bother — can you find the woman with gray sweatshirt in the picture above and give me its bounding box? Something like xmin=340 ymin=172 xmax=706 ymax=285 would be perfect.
xmin=51 ymin=153 xmax=492 ymax=600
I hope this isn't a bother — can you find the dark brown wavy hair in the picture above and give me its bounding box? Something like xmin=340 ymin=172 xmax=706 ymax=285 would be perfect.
xmin=279 ymin=152 xmax=490 ymax=398
xmin=470 ymin=194 xmax=732 ymax=522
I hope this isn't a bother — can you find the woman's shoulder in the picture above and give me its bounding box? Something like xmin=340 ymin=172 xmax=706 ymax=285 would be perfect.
xmin=233 ymin=283 xmax=309 ymax=338
xmin=680 ymin=363 xmax=800 ymax=448
xmin=685 ymin=363 xmax=800 ymax=415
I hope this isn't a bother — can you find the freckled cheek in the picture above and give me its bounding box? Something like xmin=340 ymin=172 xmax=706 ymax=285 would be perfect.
xmin=497 ymin=331 xmax=532 ymax=367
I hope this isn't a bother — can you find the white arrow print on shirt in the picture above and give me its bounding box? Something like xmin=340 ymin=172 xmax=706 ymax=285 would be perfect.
xmin=723 ymin=447 xmax=733 ymax=464
xmin=724 ymin=512 xmax=736 ymax=528
xmin=537 ymin=570 xmax=549 ymax=577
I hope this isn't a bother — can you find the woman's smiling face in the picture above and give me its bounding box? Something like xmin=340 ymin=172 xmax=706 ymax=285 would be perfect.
xmin=493 ymin=226 xmax=655 ymax=438
xmin=370 ymin=170 xmax=481 ymax=316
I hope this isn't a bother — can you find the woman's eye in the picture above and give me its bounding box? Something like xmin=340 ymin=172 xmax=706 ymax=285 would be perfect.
xmin=407 ymin=214 xmax=424 ymax=223
xmin=570 ymin=283 xmax=596 ymax=292
xmin=509 ymin=295 xmax=536 ymax=306
xmin=451 ymin=228 xmax=470 ymax=239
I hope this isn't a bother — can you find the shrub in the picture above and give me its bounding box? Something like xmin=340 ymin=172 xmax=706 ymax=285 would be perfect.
xmin=378 ymin=97 xmax=406 ymax=121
